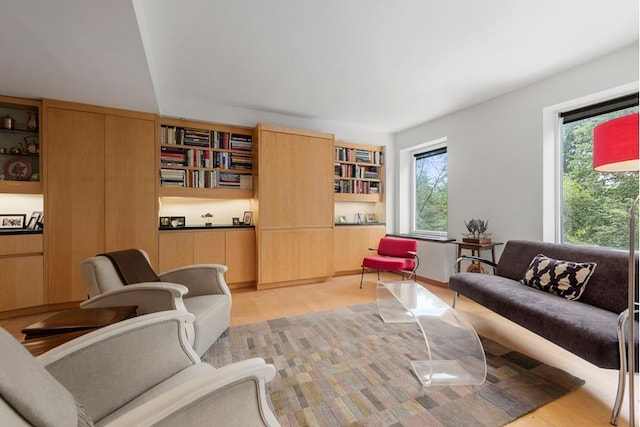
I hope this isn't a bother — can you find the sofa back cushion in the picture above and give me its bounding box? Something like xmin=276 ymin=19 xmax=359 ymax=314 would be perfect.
xmin=496 ymin=240 xmax=634 ymax=314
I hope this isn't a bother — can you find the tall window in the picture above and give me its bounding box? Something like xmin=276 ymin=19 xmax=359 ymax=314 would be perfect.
xmin=560 ymin=93 xmax=638 ymax=249
xmin=412 ymin=145 xmax=447 ymax=235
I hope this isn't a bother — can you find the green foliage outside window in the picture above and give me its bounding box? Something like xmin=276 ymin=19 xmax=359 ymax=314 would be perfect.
xmin=562 ymin=107 xmax=639 ymax=249
xmin=415 ymin=149 xmax=447 ymax=233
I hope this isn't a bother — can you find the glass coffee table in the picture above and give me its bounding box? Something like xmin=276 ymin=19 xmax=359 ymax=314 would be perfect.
xmin=377 ymin=280 xmax=486 ymax=386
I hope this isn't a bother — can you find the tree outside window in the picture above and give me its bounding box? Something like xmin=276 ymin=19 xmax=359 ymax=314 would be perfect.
xmin=414 ymin=147 xmax=447 ymax=234
xmin=561 ymin=103 xmax=638 ymax=249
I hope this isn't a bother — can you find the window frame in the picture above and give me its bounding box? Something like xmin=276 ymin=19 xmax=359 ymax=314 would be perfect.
xmin=410 ymin=141 xmax=448 ymax=237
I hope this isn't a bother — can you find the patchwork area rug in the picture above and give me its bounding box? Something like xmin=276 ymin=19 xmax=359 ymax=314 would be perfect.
xmin=204 ymin=303 xmax=584 ymax=427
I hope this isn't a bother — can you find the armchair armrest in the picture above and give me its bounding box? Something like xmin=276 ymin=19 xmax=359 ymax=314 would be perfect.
xmin=104 ymin=358 xmax=279 ymax=427
xmin=159 ymin=264 xmax=231 ymax=298
xmin=79 ymin=282 xmax=189 ymax=315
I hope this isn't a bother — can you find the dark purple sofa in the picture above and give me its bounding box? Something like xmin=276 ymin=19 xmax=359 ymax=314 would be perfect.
xmin=448 ymin=240 xmax=638 ymax=425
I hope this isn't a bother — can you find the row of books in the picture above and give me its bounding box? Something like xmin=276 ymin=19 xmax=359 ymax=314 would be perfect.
xmin=334 ymin=179 xmax=381 ymax=195
xmin=161 ymin=147 xmax=253 ymax=170
xmin=334 ymin=147 xmax=383 ymax=165
xmin=161 ymin=125 xmax=252 ymax=150
xmin=161 ymin=168 xmax=253 ymax=189
xmin=334 ymin=163 xmax=379 ymax=179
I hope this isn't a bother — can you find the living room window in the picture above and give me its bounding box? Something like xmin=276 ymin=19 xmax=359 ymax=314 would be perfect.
xmin=411 ymin=144 xmax=448 ymax=236
xmin=559 ymin=93 xmax=638 ymax=249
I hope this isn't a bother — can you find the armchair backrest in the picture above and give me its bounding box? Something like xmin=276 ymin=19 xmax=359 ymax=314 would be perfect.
xmin=377 ymin=237 xmax=418 ymax=259
xmin=81 ymin=249 xmax=153 ymax=297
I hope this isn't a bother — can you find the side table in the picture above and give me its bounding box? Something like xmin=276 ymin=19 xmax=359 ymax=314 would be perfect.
xmin=454 ymin=241 xmax=503 ymax=273
xmin=21 ymin=306 xmax=137 ymax=356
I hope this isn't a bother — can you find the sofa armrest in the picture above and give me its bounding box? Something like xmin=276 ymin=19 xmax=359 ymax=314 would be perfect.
xmin=79 ymin=282 xmax=189 ymax=315
xmin=39 ymin=311 xmax=200 ymax=422
xmin=102 ymin=358 xmax=279 ymax=427
xmin=159 ymin=264 xmax=231 ymax=298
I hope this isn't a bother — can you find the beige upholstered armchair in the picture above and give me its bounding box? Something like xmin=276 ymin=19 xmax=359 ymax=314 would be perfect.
xmin=0 ymin=311 xmax=280 ymax=426
xmin=80 ymin=249 xmax=231 ymax=356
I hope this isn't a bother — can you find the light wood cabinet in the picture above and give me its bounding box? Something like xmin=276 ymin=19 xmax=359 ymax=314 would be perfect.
xmin=45 ymin=100 xmax=157 ymax=304
xmin=159 ymin=228 xmax=255 ymax=288
xmin=334 ymin=225 xmax=386 ymax=274
xmin=0 ymin=234 xmax=45 ymax=311
xmin=256 ymin=124 xmax=334 ymax=289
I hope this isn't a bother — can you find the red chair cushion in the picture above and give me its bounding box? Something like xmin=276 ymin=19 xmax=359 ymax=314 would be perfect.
xmin=362 ymin=255 xmax=416 ymax=272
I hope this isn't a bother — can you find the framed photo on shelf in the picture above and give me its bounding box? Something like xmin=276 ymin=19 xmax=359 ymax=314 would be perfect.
xmin=232 ymin=217 xmax=240 ymax=225
xmin=170 ymin=216 xmax=186 ymax=228
xmin=159 ymin=216 xmax=171 ymax=228
xmin=0 ymin=214 xmax=26 ymax=229
xmin=338 ymin=215 xmax=348 ymax=224
xmin=26 ymin=211 xmax=42 ymax=230
xmin=365 ymin=213 xmax=378 ymax=223
xmin=242 ymin=211 xmax=253 ymax=225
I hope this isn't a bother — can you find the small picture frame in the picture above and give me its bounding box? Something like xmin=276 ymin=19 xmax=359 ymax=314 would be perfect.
xmin=243 ymin=211 xmax=253 ymax=225
xmin=232 ymin=217 xmax=240 ymax=225
xmin=159 ymin=216 xmax=171 ymax=228
xmin=0 ymin=214 xmax=26 ymax=229
xmin=338 ymin=215 xmax=348 ymax=224
xmin=365 ymin=213 xmax=378 ymax=223
xmin=26 ymin=211 xmax=43 ymax=230
xmin=170 ymin=216 xmax=186 ymax=228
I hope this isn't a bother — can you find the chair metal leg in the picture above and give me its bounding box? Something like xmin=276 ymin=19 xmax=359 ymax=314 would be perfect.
xmin=452 ymin=292 xmax=459 ymax=309
xmin=611 ymin=309 xmax=630 ymax=425
xmin=359 ymin=267 xmax=366 ymax=289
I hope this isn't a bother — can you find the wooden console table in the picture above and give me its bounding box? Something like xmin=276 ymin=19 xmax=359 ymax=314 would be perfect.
xmin=21 ymin=306 xmax=137 ymax=356
xmin=454 ymin=241 xmax=503 ymax=273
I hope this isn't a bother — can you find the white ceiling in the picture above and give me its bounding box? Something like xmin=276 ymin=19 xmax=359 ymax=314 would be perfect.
xmin=1 ymin=0 xmax=638 ymax=134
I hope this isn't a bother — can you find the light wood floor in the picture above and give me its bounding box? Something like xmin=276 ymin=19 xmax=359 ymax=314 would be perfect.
xmin=1 ymin=273 xmax=634 ymax=426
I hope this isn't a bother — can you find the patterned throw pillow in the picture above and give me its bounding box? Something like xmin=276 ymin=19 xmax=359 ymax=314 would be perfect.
xmin=520 ymin=253 xmax=597 ymax=300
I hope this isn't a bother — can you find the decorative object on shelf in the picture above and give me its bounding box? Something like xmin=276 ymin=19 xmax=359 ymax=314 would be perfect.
xmin=22 ymin=136 xmax=38 ymax=154
xmin=355 ymin=213 xmax=363 ymax=224
xmin=592 ymin=112 xmax=639 ymax=427
xmin=338 ymin=215 xmax=348 ymax=224
xmin=170 ymin=216 xmax=186 ymax=228
xmin=365 ymin=213 xmax=378 ymax=223
xmin=4 ymin=158 xmax=32 ymax=180
xmin=232 ymin=217 xmax=240 ymax=225
xmin=25 ymin=112 xmax=38 ymax=131
xmin=201 ymin=212 xmax=213 ymax=226
xmin=462 ymin=219 xmax=491 ymax=243
xmin=0 ymin=114 xmax=15 ymax=130
xmin=26 ymin=211 xmax=42 ymax=230
xmin=242 ymin=211 xmax=253 ymax=225
xmin=0 ymin=214 xmax=26 ymax=229
xmin=159 ymin=216 xmax=171 ymax=228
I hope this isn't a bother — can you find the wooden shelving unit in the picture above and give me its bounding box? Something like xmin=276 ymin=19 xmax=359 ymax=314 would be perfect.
xmin=0 ymin=96 xmax=42 ymax=194
xmin=334 ymin=141 xmax=384 ymax=202
xmin=158 ymin=117 xmax=255 ymax=199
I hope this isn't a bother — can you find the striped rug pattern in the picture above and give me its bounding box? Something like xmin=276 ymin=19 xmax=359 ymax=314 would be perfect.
xmin=204 ymin=303 xmax=584 ymax=427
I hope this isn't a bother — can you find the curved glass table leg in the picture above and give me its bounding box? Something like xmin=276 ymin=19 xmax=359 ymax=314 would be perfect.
xmin=377 ymin=280 xmax=487 ymax=386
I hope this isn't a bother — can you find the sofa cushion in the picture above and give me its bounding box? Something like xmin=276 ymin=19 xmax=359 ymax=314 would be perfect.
xmin=520 ymin=253 xmax=596 ymax=300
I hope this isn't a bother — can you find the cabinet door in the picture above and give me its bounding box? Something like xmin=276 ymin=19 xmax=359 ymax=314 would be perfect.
xmin=47 ymin=108 xmax=105 ymax=303
xmin=299 ymin=228 xmax=334 ymax=279
xmin=104 ymin=115 xmax=158 ymax=267
xmin=159 ymin=232 xmax=194 ymax=272
xmin=226 ymin=229 xmax=256 ymax=284
xmin=295 ymin=136 xmax=334 ymax=228
xmin=260 ymin=229 xmax=299 ymax=284
xmin=193 ymin=230 xmax=226 ymax=265
xmin=0 ymin=255 xmax=44 ymax=311
xmin=334 ymin=227 xmax=351 ymax=273
xmin=349 ymin=227 xmax=371 ymax=271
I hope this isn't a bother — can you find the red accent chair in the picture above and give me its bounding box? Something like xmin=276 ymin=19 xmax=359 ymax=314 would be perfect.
xmin=360 ymin=237 xmax=419 ymax=288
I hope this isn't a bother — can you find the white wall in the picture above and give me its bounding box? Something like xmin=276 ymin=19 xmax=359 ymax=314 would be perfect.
xmin=393 ymin=42 xmax=639 ymax=281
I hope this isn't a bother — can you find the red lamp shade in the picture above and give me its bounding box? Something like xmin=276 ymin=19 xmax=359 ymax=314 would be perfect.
xmin=593 ymin=112 xmax=639 ymax=172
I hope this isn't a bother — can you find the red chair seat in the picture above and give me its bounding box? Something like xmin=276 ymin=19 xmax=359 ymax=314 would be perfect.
xmin=360 ymin=237 xmax=419 ymax=288
xmin=362 ymin=256 xmax=415 ymax=271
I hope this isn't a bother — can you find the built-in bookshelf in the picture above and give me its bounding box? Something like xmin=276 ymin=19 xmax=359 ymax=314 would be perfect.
xmin=158 ymin=118 xmax=254 ymax=198
xmin=0 ymin=96 xmax=41 ymax=195
xmin=334 ymin=141 xmax=384 ymax=202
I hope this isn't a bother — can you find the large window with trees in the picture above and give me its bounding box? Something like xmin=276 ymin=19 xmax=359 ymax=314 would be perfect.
xmin=412 ymin=145 xmax=448 ymax=235
xmin=560 ymin=93 xmax=638 ymax=249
